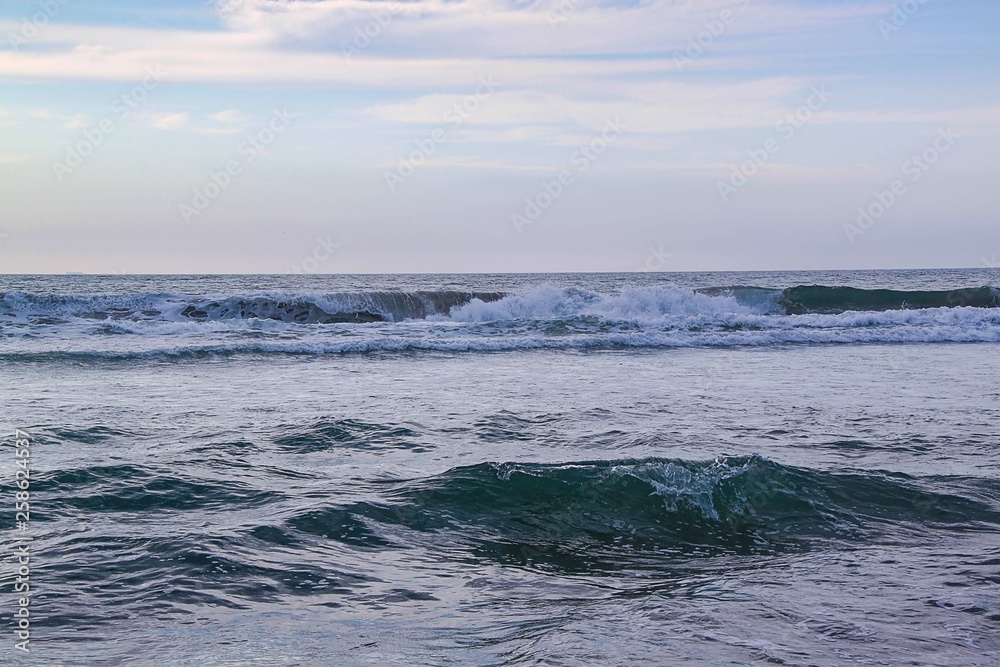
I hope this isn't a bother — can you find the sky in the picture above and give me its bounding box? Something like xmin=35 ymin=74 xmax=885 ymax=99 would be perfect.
xmin=0 ymin=0 xmax=998 ymax=274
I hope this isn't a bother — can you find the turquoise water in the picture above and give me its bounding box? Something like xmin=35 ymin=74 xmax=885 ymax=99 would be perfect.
xmin=2 ymin=270 xmax=999 ymax=665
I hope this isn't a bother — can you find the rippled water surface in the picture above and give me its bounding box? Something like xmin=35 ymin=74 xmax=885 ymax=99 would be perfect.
xmin=2 ymin=271 xmax=999 ymax=666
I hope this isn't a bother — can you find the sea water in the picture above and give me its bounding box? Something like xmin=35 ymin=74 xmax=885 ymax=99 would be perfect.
xmin=1 ymin=270 xmax=998 ymax=665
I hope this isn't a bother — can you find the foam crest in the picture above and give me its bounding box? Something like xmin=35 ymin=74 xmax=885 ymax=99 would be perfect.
xmin=447 ymin=285 xmax=761 ymax=322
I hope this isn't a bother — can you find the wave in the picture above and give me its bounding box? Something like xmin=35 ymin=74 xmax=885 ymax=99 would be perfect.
xmin=0 ymin=290 xmax=506 ymax=324
xmin=273 ymin=418 xmax=428 ymax=453
xmin=3 ymin=285 xmax=1000 ymax=358
xmin=2 ymin=285 xmax=997 ymax=327
xmin=775 ymin=285 xmax=1000 ymax=314
xmin=441 ymin=284 xmax=1000 ymax=324
xmin=696 ymin=285 xmax=1000 ymax=314
xmin=37 ymin=464 xmax=280 ymax=513
xmin=287 ymin=456 xmax=1000 ymax=568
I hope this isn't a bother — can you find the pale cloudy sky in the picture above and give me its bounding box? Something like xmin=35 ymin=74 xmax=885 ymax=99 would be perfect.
xmin=0 ymin=0 xmax=997 ymax=273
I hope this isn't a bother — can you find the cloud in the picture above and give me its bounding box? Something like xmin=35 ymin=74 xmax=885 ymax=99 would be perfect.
xmin=0 ymin=0 xmax=912 ymax=144
xmin=655 ymin=161 xmax=888 ymax=184
xmin=819 ymin=104 xmax=1000 ymax=137
xmin=366 ymin=78 xmax=808 ymax=134
xmin=0 ymin=153 xmax=32 ymax=165
xmin=27 ymin=109 xmax=87 ymax=129
xmin=214 ymin=0 xmax=883 ymax=58
xmin=64 ymin=115 xmax=89 ymax=130
xmin=209 ymin=109 xmax=247 ymax=123
xmin=383 ymin=155 xmax=555 ymax=171
xmin=148 ymin=112 xmax=190 ymax=130
xmin=73 ymin=44 xmax=114 ymax=59
xmin=0 ymin=38 xmax=710 ymax=90
xmin=0 ymin=0 xmax=883 ymax=88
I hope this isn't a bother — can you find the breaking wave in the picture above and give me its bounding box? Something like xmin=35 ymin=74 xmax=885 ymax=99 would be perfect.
xmin=0 ymin=290 xmax=505 ymax=324
xmin=2 ymin=284 xmax=999 ymax=359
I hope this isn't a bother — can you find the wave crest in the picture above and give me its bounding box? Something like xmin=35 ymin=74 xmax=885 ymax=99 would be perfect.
xmin=285 ymin=456 xmax=999 ymax=570
xmin=0 ymin=290 xmax=506 ymax=324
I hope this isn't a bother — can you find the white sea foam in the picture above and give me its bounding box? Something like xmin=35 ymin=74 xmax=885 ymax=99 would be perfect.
xmin=445 ymin=285 xmax=761 ymax=322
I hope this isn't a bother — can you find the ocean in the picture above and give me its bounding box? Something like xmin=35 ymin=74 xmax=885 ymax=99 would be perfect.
xmin=2 ymin=269 xmax=999 ymax=666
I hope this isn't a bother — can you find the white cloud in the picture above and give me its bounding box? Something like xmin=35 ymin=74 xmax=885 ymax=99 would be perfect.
xmin=0 ymin=153 xmax=32 ymax=165
xmin=148 ymin=112 xmax=190 ymax=130
xmin=64 ymin=115 xmax=89 ymax=130
xmin=384 ymin=155 xmax=555 ymax=171
xmin=366 ymin=78 xmax=807 ymax=134
xmin=696 ymin=161 xmax=887 ymax=184
xmin=209 ymin=109 xmax=246 ymax=123
xmin=819 ymin=104 xmax=1000 ymax=137
xmin=27 ymin=109 xmax=88 ymax=129
xmin=73 ymin=44 xmax=114 ymax=59
xmin=0 ymin=0 xmax=882 ymax=87
xmin=214 ymin=0 xmax=882 ymax=58
xmin=0 ymin=0 xmax=903 ymax=143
